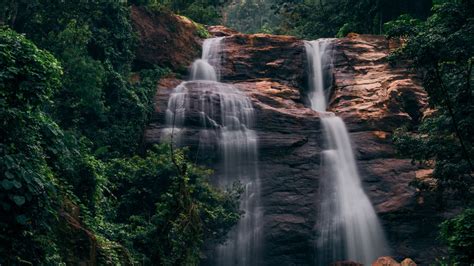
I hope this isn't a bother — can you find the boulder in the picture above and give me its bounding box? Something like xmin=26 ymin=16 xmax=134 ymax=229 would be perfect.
xmin=400 ymin=258 xmax=417 ymax=266
xmin=371 ymin=256 xmax=417 ymax=266
xmin=372 ymin=256 xmax=401 ymax=266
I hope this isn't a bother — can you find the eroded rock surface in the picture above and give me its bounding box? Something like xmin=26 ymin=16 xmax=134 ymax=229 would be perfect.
xmin=144 ymin=31 xmax=440 ymax=265
xmin=220 ymin=34 xmax=306 ymax=87
xmin=207 ymin=25 xmax=239 ymax=37
xmin=331 ymin=34 xmax=427 ymax=131
xmin=331 ymin=35 xmax=444 ymax=264
xmin=131 ymin=6 xmax=201 ymax=71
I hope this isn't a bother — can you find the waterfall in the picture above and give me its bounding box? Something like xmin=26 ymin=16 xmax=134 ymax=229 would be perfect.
xmin=304 ymin=40 xmax=331 ymax=112
xmin=304 ymin=40 xmax=390 ymax=265
xmin=191 ymin=37 xmax=223 ymax=81
xmin=214 ymin=83 xmax=262 ymax=266
xmin=162 ymin=38 xmax=224 ymax=144
xmin=163 ymin=37 xmax=262 ymax=265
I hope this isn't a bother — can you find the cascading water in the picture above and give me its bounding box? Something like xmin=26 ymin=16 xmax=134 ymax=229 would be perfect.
xmin=214 ymin=83 xmax=261 ymax=266
xmin=304 ymin=40 xmax=330 ymax=112
xmin=162 ymin=37 xmax=224 ymax=143
xmin=163 ymin=37 xmax=262 ymax=265
xmin=304 ymin=40 xmax=390 ymax=265
xmin=191 ymin=37 xmax=223 ymax=81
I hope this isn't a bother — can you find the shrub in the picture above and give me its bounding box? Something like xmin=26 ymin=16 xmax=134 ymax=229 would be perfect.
xmin=439 ymin=209 xmax=474 ymax=263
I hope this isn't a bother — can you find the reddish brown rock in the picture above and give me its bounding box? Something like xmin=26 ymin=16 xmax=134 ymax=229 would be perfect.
xmin=331 ymin=35 xmax=448 ymax=264
xmin=144 ymin=32 xmax=443 ymax=265
xmin=371 ymin=256 xmax=417 ymax=266
xmin=146 ymin=79 xmax=322 ymax=266
xmin=331 ymin=35 xmax=427 ymax=131
xmin=207 ymin=25 xmax=239 ymax=37
xmin=220 ymin=34 xmax=305 ymax=87
xmin=372 ymin=256 xmax=401 ymax=266
xmin=131 ymin=6 xmax=201 ymax=71
xmin=400 ymin=258 xmax=417 ymax=266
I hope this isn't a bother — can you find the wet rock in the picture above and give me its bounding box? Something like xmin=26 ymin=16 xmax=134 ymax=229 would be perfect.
xmin=220 ymin=34 xmax=306 ymax=87
xmin=332 ymin=35 xmax=446 ymax=264
xmin=144 ymin=32 xmax=441 ymax=265
xmin=145 ymin=77 xmax=321 ymax=266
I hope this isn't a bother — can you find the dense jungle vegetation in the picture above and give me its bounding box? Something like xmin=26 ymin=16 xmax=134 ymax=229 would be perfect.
xmin=0 ymin=1 xmax=240 ymax=264
xmin=1 ymin=0 xmax=473 ymax=264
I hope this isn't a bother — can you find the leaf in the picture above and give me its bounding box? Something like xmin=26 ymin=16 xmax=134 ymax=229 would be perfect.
xmin=50 ymin=147 xmax=57 ymax=155
xmin=1 ymin=179 xmax=13 ymax=190
xmin=5 ymin=171 xmax=14 ymax=179
xmin=16 ymin=215 xmax=28 ymax=225
xmin=94 ymin=146 xmax=109 ymax=156
xmin=13 ymin=195 xmax=26 ymax=206
xmin=12 ymin=180 xmax=22 ymax=189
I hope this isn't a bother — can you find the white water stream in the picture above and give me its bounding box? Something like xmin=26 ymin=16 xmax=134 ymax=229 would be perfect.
xmin=164 ymin=37 xmax=262 ymax=265
xmin=304 ymin=40 xmax=390 ymax=265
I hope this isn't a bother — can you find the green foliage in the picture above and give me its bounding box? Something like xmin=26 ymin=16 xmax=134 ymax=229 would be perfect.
xmin=273 ymin=0 xmax=381 ymax=38
xmin=392 ymin=1 xmax=474 ymax=195
xmin=336 ymin=23 xmax=355 ymax=38
xmin=439 ymin=209 xmax=474 ymax=263
xmin=0 ymin=29 xmax=57 ymax=206
xmin=390 ymin=2 xmax=474 ymax=262
xmin=48 ymin=19 xmax=108 ymax=131
xmin=97 ymin=145 xmax=241 ymax=264
xmin=148 ymin=0 xmax=225 ymax=24
xmin=272 ymin=0 xmax=432 ymax=39
xmin=95 ymin=235 xmax=134 ymax=265
xmin=1 ymin=1 xmax=240 ymax=264
xmin=15 ymin=1 xmax=142 ymax=155
xmin=223 ymin=0 xmax=282 ymax=34
xmin=193 ymin=21 xmax=211 ymax=38
xmin=182 ymin=2 xmax=221 ymax=25
xmin=0 ymin=28 xmax=62 ymax=107
xmin=14 ymin=1 xmax=134 ymax=74
xmin=0 ymin=26 xmax=62 ymax=263
xmin=4 ymin=0 xmax=173 ymax=156
xmin=384 ymin=14 xmax=422 ymax=38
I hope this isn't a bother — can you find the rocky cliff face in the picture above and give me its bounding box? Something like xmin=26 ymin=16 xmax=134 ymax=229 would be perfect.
xmin=144 ymin=25 xmax=441 ymax=264
xmin=330 ymin=34 xmax=444 ymax=263
xmin=131 ymin=6 xmax=201 ymax=72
